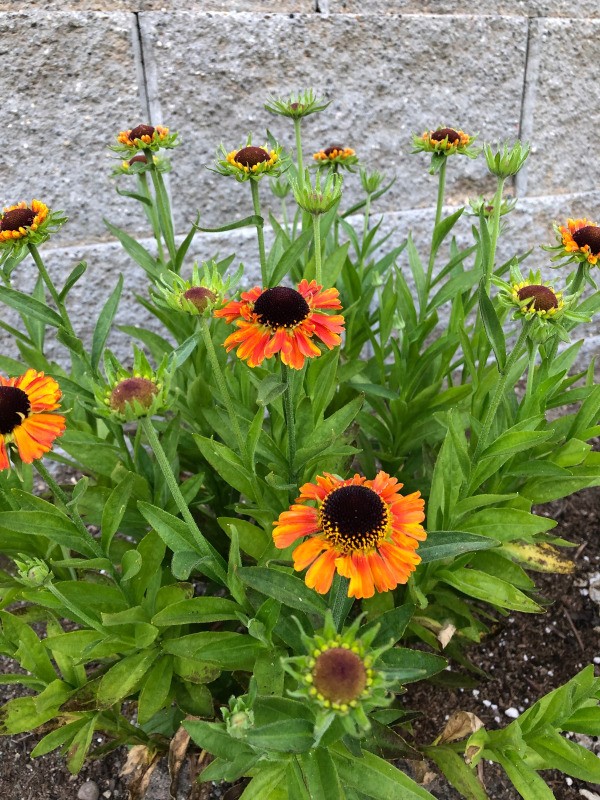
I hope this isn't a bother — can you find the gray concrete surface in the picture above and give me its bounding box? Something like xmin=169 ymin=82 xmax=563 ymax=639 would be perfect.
xmin=0 ymin=3 xmax=598 ymax=369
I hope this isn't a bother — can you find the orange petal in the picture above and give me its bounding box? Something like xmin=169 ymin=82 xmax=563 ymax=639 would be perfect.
xmin=0 ymin=438 xmax=9 ymax=471
xmin=12 ymin=415 xmax=65 ymax=463
xmin=348 ymin=553 xmax=375 ymax=599
xmin=368 ymin=550 xmax=398 ymax=593
xmin=305 ymin=549 xmax=337 ymax=594
xmin=292 ymin=536 xmax=328 ymax=570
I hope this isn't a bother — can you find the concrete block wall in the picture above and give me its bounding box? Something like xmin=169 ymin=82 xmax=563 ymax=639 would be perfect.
xmin=1 ymin=2 xmax=598 ymax=365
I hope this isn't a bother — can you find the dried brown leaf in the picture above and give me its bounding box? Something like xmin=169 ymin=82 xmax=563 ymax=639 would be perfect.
xmin=439 ymin=711 xmax=484 ymax=744
xmin=437 ymin=622 xmax=457 ymax=649
xmin=120 ymin=745 xmax=161 ymax=800
xmin=169 ymin=726 xmax=191 ymax=800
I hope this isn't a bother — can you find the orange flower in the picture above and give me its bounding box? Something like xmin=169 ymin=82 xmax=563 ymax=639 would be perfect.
xmin=559 ymin=218 xmax=600 ymax=265
xmin=214 ymin=280 xmax=344 ymax=370
xmin=0 ymin=200 xmax=48 ymax=243
xmin=0 ymin=370 xmax=66 ymax=470
xmin=273 ymin=471 xmax=426 ymax=599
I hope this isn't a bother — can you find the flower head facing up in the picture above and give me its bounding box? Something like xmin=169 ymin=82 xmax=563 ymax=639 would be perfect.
xmin=114 ymin=124 xmax=177 ymax=153
xmin=515 ymin=283 xmax=561 ymax=315
xmin=283 ymin=611 xmax=394 ymax=736
xmin=556 ymin=218 xmax=600 ymax=266
xmin=214 ymin=139 xmax=283 ymax=182
xmin=265 ymin=89 xmax=331 ymax=120
xmin=0 ymin=370 xmax=66 ymax=471
xmin=313 ymin=144 xmax=358 ymax=170
xmin=467 ymin=194 xmax=517 ymax=219
xmin=97 ymin=347 xmax=169 ymax=423
xmin=273 ymin=471 xmax=426 ymax=598
xmin=214 ymin=279 xmax=344 ymax=370
xmin=156 ymin=260 xmax=241 ymax=318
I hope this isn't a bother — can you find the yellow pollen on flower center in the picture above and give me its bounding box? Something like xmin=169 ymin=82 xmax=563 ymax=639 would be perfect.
xmin=319 ymin=484 xmax=389 ymax=554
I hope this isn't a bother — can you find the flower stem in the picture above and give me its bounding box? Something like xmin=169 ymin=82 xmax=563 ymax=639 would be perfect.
xmin=313 ymin=214 xmax=322 ymax=285
xmin=141 ymin=416 xmax=227 ymax=585
xmin=199 ymin=321 xmax=245 ymax=460
xmin=34 ymin=460 xmax=107 ymax=564
xmin=473 ymin=321 xmax=531 ymax=461
xmin=280 ymin=362 xmax=297 ymax=486
xmin=149 ymin=165 xmax=177 ymax=266
xmin=569 ymin=262 xmax=586 ymax=295
xmin=425 ymin=157 xmax=447 ymax=295
xmin=294 ymin=118 xmax=304 ymax=182
xmin=28 ymin=244 xmax=75 ymax=334
xmin=484 ymin=176 xmax=506 ymax=293
xmin=250 ymin=180 xmax=268 ymax=286
xmin=138 ymin=173 xmax=166 ymax=264
xmin=359 ymin=193 xmax=372 ymax=281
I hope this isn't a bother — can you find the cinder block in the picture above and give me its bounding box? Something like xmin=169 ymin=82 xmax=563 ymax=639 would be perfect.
xmin=139 ymin=11 xmax=527 ymax=231
xmin=0 ymin=12 xmax=146 ymax=246
xmin=524 ymin=18 xmax=600 ymax=199
xmin=327 ymin=2 xmax=600 ymax=17
xmin=0 ymin=1 xmax=314 ymax=10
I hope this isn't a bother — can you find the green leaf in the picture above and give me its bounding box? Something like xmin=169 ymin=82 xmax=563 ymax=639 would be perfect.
xmin=137 ymin=655 xmax=173 ymax=725
xmin=163 ymin=632 xmax=263 ymax=671
xmin=418 ymin=531 xmax=498 ymax=562
xmin=246 ymin=719 xmax=315 ymax=753
xmin=184 ymin=720 xmax=254 ymax=761
xmin=256 ymin=373 xmax=287 ymax=406
xmin=196 ymin=215 xmax=263 ymax=233
xmin=0 ymin=696 xmax=61 ymax=735
xmin=459 ymin=509 xmax=555 ymax=543
xmin=218 ymin=517 xmax=269 ymax=561
xmin=424 ymin=746 xmax=489 ymax=800
xmin=562 ymin=706 xmax=600 ymax=735
xmin=359 ymin=604 xmax=415 ymax=647
xmin=104 ymin=219 xmax=159 ymax=277
xmin=0 ymin=285 xmax=63 ymax=327
xmin=270 ymin=228 xmax=313 ymax=287
xmin=432 ymin=208 xmax=464 ymax=257
xmin=96 ymin=649 xmax=158 ymax=709
xmin=194 ymin=435 xmax=255 ymax=498
xmin=91 ymin=275 xmax=123 ymax=372
xmin=59 ymin=261 xmax=87 ymax=301
xmin=333 ymin=745 xmax=436 ymax=800
xmin=438 ymin=568 xmax=542 ymax=612
xmin=237 ymin=567 xmax=328 ymax=617
xmin=529 ymin=726 xmax=600 ymax=782
xmin=239 ymin=763 xmax=288 ymax=799
xmin=151 ymin=597 xmax=242 ymax=626
xmin=101 ymin=472 xmax=136 ymax=552
xmin=66 ymin=715 xmax=96 ymax=774
xmin=0 ymin=510 xmax=97 ymax=557
xmin=494 ymin=748 xmax=554 ymax=800
xmin=478 ymin=282 xmax=506 ymax=370
xmin=379 ymin=648 xmax=447 ymax=683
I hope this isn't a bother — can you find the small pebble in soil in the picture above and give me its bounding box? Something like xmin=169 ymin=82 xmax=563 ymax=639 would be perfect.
xmin=505 ymin=708 xmax=520 ymax=719
xmin=566 ymin=777 xmax=573 ymax=786
xmin=77 ymin=782 xmax=100 ymax=800
xmin=594 ymin=657 xmax=600 ymax=664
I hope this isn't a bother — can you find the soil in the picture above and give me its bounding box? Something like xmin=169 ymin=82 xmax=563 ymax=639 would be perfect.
xmin=0 ymin=488 xmax=598 ymax=800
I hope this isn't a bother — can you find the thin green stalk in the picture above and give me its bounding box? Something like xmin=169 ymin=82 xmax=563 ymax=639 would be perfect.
xmin=425 ymin=157 xmax=447 ymax=294
xmin=28 ymin=243 xmax=74 ymax=335
xmin=328 ymin=574 xmax=353 ymax=631
xmin=484 ymin=177 xmax=506 ymax=293
xmin=138 ymin=173 xmax=165 ymax=264
xmin=473 ymin=321 xmax=531 ymax=461
xmin=199 ymin=321 xmax=247 ymax=459
xmin=250 ymin=180 xmax=268 ymax=286
xmin=524 ymin=342 xmax=538 ymax=404
xmin=281 ymin=362 xmax=296 ymax=486
xmin=46 ymin=582 xmax=106 ymax=634
xmin=149 ymin=166 xmax=177 ymax=265
xmin=359 ymin=193 xmax=372 ymax=281
xmin=569 ymin=262 xmax=586 ymax=296
xmin=34 ymin=461 xmax=107 ymax=564
xmin=294 ymin=118 xmax=304 ymax=182
xmin=313 ymin=214 xmax=322 ymax=285
xmin=141 ymin=416 xmax=227 ymax=585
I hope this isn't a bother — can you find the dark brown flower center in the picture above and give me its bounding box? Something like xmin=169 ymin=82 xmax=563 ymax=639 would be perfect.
xmin=313 ymin=648 xmax=367 ymax=704
xmin=0 ymin=208 xmax=36 ymax=232
xmin=129 ymin=154 xmax=148 ymax=165
xmin=324 ymin=144 xmax=345 ymax=157
xmin=431 ymin=128 xmax=461 ymax=144
xmin=109 ymin=377 xmax=158 ymax=414
xmin=129 ymin=124 xmax=155 ymax=141
xmin=0 ymin=386 xmax=30 ymax=435
xmin=517 ymin=284 xmax=558 ymax=312
xmin=253 ymin=287 xmax=310 ymax=329
xmin=572 ymin=225 xmax=600 ymax=255
xmin=235 ymin=146 xmax=270 ymax=168
xmin=183 ymin=286 xmax=216 ymax=312
xmin=320 ymin=485 xmax=388 ymax=552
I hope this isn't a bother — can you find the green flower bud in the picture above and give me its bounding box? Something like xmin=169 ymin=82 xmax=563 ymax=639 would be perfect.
xmin=484 ymin=140 xmax=530 ymax=178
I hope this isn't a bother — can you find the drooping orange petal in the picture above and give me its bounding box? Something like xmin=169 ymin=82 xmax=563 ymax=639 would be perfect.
xmin=292 ymin=536 xmax=328 ymax=571
xmin=305 ymin=548 xmax=337 ymax=594
xmin=379 ymin=541 xmax=420 ymax=585
xmin=368 ymin=550 xmax=399 ymax=593
xmin=12 ymin=414 xmax=65 ymax=463
xmin=0 ymin=438 xmax=9 ymax=471
xmin=309 ymin=313 xmax=344 ymax=349
xmin=368 ymin=471 xmax=402 ymax=502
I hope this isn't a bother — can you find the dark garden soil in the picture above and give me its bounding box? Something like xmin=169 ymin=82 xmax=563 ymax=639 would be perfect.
xmin=0 ymin=487 xmax=598 ymax=800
